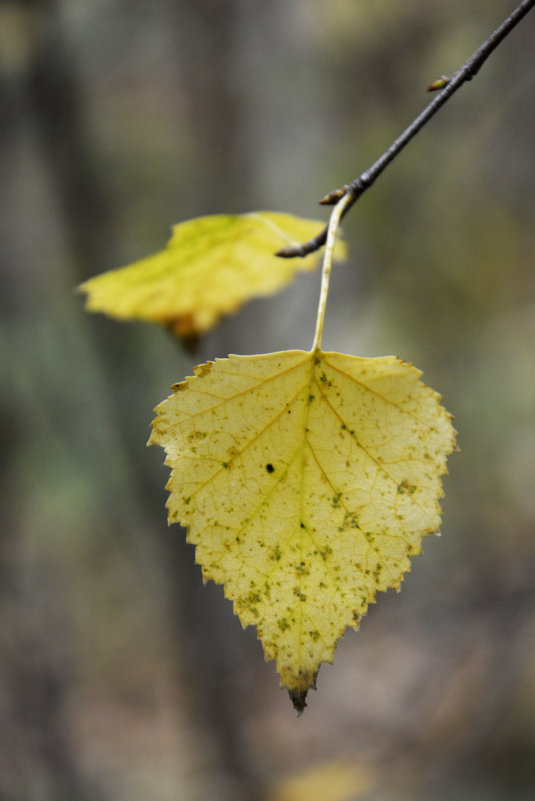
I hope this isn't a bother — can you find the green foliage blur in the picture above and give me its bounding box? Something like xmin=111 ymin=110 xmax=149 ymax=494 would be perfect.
xmin=1 ymin=1 xmax=534 ymax=800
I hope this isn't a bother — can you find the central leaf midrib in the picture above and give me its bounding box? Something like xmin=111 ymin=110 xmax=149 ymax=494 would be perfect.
xmin=291 ymin=354 xmax=319 ymax=668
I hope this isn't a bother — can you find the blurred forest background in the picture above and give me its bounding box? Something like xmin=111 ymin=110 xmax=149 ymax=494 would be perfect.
xmin=1 ymin=1 xmax=535 ymax=800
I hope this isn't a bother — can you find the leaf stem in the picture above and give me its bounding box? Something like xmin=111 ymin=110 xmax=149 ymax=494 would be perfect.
xmin=311 ymin=192 xmax=354 ymax=352
xmin=276 ymin=0 xmax=535 ymax=259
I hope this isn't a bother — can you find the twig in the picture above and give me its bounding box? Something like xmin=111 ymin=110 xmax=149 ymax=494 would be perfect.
xmin=276 ymin=0 xmax=535 ymax=259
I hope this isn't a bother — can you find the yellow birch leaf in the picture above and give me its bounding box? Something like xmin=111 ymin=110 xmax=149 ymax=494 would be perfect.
xmin=269 ymin=758 xmax=374 ymax=801
xmin=79 ymin=212 xmax=344 ymax=336
xmin=149 ymin=348 xmax=456 ymax=711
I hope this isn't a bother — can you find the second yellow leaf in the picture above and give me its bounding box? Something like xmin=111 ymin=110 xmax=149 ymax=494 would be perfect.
xmin=80 ymin=212 xmax=345 ymax=336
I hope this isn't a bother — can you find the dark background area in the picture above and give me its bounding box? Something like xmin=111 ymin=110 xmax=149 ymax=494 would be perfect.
xmin=1 ymin=1 xmax=535 ymax=800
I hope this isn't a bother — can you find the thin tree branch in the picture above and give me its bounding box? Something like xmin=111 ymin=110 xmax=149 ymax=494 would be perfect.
xmin=276 ymin=0 xmax=535 ymax=259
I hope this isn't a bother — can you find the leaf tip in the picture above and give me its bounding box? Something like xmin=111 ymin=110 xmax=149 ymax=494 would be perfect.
xmin=289 ymin=688 xmax=308 ymax=716
xmin=287 ymin=668 xmax=319 ymax=714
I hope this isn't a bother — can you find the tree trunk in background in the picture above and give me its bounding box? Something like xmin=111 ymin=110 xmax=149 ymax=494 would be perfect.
xmin=164 ymin=0 xmax=252 ymax=214
xmin=0 ymin=2 xmax=106 ymax=798
xmin=155 ymin=2 xmax=266 ymax=799
xmin=1 ymin=0 xmax=265 ymax=798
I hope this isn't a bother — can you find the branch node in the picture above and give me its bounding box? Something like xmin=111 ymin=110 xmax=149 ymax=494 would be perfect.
xmin=349 ymin=172 xmax=372 ymax=195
